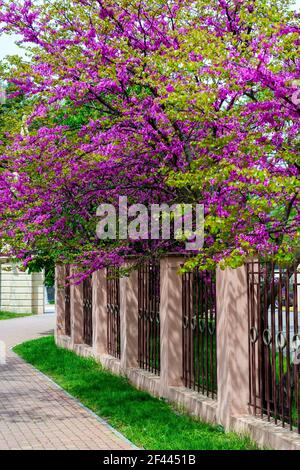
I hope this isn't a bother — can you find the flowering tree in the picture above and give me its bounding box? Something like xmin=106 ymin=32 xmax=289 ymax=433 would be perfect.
xmin=0 ymin=0 xmax=299 ymax=276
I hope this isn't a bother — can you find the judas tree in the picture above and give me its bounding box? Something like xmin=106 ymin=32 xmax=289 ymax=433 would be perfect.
xmin=0 ymin=0 xmax=299 ymax=277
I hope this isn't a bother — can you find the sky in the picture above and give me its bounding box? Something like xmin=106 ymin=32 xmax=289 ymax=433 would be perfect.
xmin=0 ymin=33 xmax=26 ymax=60
xmin=0 ymin=1 xmax=300 ymax=60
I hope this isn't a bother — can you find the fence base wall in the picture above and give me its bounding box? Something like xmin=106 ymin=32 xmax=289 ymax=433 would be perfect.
xmin=231 ymin=415 xmax=300 ymax=451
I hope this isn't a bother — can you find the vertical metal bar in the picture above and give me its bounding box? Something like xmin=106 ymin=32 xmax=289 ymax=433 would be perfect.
xmin=154 ymin=262 xmax=157 ymax=373
xmin=251 ymin=260 xmax=257 ymax=416
xmin=139 ymin=264 xmax=143 ymax=368
xmin=90 ymin=276 xmax=92 ymax=346
xmin=118 ymin=275 xmax=121 ymax=358
xmin=157 ymin=259 xmax=161 ymax=374
xmin=118 ymin=274 xmax=121 ymax=358
xmin=191 ymin=271 xmax=195 ymax=390
xmin=257 ymin=261 xmax=263 ymax=419
xmin=200 ymin=270 xmax=205 ymax=395
xmin=205 ymin=271 xmax=209 ymax=397
xmin=146 ymin=262 xmax=150 ymax=371
xmin=138 ymin=265 xmax=141 ymax=367
xmin=84 ymin=278 xmax=87 ymax=345
xmin=142 ymin=263 xmax=146 ymax=369
xmin=111 ymin=273 xmax=114 ymax=356
xmin=157 ymin=260 xmax=161 ymax=374
xmin=151 ymin=263 xmax=154 ymax=374
xmin=147 ymin=262 xmax=150 ymax=371
xmin=209 ymin=271 xmax=214 ymax=397
xmin=152 ymin=261 xmax=155 ymax=373
xmin=107 ymin=269 xmax=110 ymax=355
xmin=107 ymin=269 xmax=111 ymax=355
xmin=114 ymin=276 xmax=116 ymax=357
xmin=263 ymin=262 xmax=271 ymax=421
xmin=182 ymin=272 xmax=185 ymax=384
xmin=195 ymin=270 xmax=200 ymax=392
xmin=145 ymin=262 xmax=149 ymax=371
xmin=188 ymin=271 xmax=192 ymax=389
xmin=295 ymin=262 xmax=300 ymax=434
xmin=278 ymin=266 xmax=284 ymax=426
xmin=247 ymin=262 xmax=252 ymax=410
xmin=294 ymin=262 xmax=300 ymax=433
xmin=213 ymin=271 xmax=217 ymax=398
xmin=112 ymin=275 xmax=114 ymax=357
xmin=142 ymin=263 xmax=145 ymax=370
xmin=151 ymin=262 xmax=154 ymax=372
xmin=286 ymin=267 xmax=292 ymax=430
xmin=271 ymin=262 xmax=278 ymax=425
xmin=182 ymin=271 xmax=186 ymax=387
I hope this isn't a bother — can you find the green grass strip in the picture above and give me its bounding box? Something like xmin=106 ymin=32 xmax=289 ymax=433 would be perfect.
xmin=0 ymin=311 xmax=33 ymax=320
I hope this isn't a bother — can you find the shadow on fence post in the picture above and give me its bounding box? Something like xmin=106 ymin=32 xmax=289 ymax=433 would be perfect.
xmin=55 ymin=264 xmax=65 ymax=339
xmin=120 ymin=261 xmax=139 ymax=370
xmin=216 ymin=265 xmax=250 ymax=429
xmin=160 ymin=255 xmax=185 ymax=396
xmin=93 ymin=269 xmax=107 ymax=356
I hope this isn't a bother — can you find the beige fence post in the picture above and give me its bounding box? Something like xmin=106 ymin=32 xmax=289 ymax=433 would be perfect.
xmin=55 ymin=264 xmax=65 ymax=338
xmin=93 ymin=269 xmax=108 ymax=356
xmin=71 ymin=267 xmax=84 ymax=345
xmin=160 ymin=255 xmax=185 ymax=396
xmin=32 ymin=271 xmax=45 ymax=315
xmin=120 ymin=262 xmax=139 ymax=370
xmin=216 ymin=265 xmax=250 ymax=429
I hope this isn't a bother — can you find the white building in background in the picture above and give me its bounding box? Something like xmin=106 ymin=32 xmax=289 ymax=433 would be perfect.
xmin=0 ymin=258 xmax=44 ymax=315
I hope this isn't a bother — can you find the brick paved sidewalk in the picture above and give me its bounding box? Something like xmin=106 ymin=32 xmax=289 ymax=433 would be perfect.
xmin=0 ymin=316 xmax=135 ymax=450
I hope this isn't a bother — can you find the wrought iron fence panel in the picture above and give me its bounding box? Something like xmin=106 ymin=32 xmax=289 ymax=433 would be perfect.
xmin=83 ymin=275 xmax=93 ymax=346
xmin=182 ymin=268 xmax=217 ymax=398
xmin=64 ymin=265 xmax=71 ymax=337
xmin=138 ymin=259 xmax=160 ymax=375
xmin=248 ymin=260 xmax=300 ymax=433
xmin=107 ymin=268 xmax=121 ymax=359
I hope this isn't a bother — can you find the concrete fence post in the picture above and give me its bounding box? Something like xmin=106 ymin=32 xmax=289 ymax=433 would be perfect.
xmin=120 ymin=262 xmax=139 ymax=370
xmin=55 ymin=264 xmax=65 ymax=338
xmin=216 ymin=265 xmax=250 ymax=429
xmin=160 ymin=255 xmax=185 ymax=396
xmin=32 ymin=271 xmax=45 ymax=315
xmin=71 ymin=266 xmax=84 ymax=345
xmin=93 ymin=269 xmax=108 ymax=356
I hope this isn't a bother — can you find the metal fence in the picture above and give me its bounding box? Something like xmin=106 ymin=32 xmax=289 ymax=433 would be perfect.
xmin=247 ymin=260 xmax=300 ymax=433
xmin=83 ymin=275 xmax=93 ymax=346
xmin=138 ymin=259 xmax=160 ymax=374
xmin=182 ymin=268 xmax=217 ymax=397
xmin=64 ymin=265 xmax=71 ymax=336
xmin=107 ymin=268 xmax=121 ymax=359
